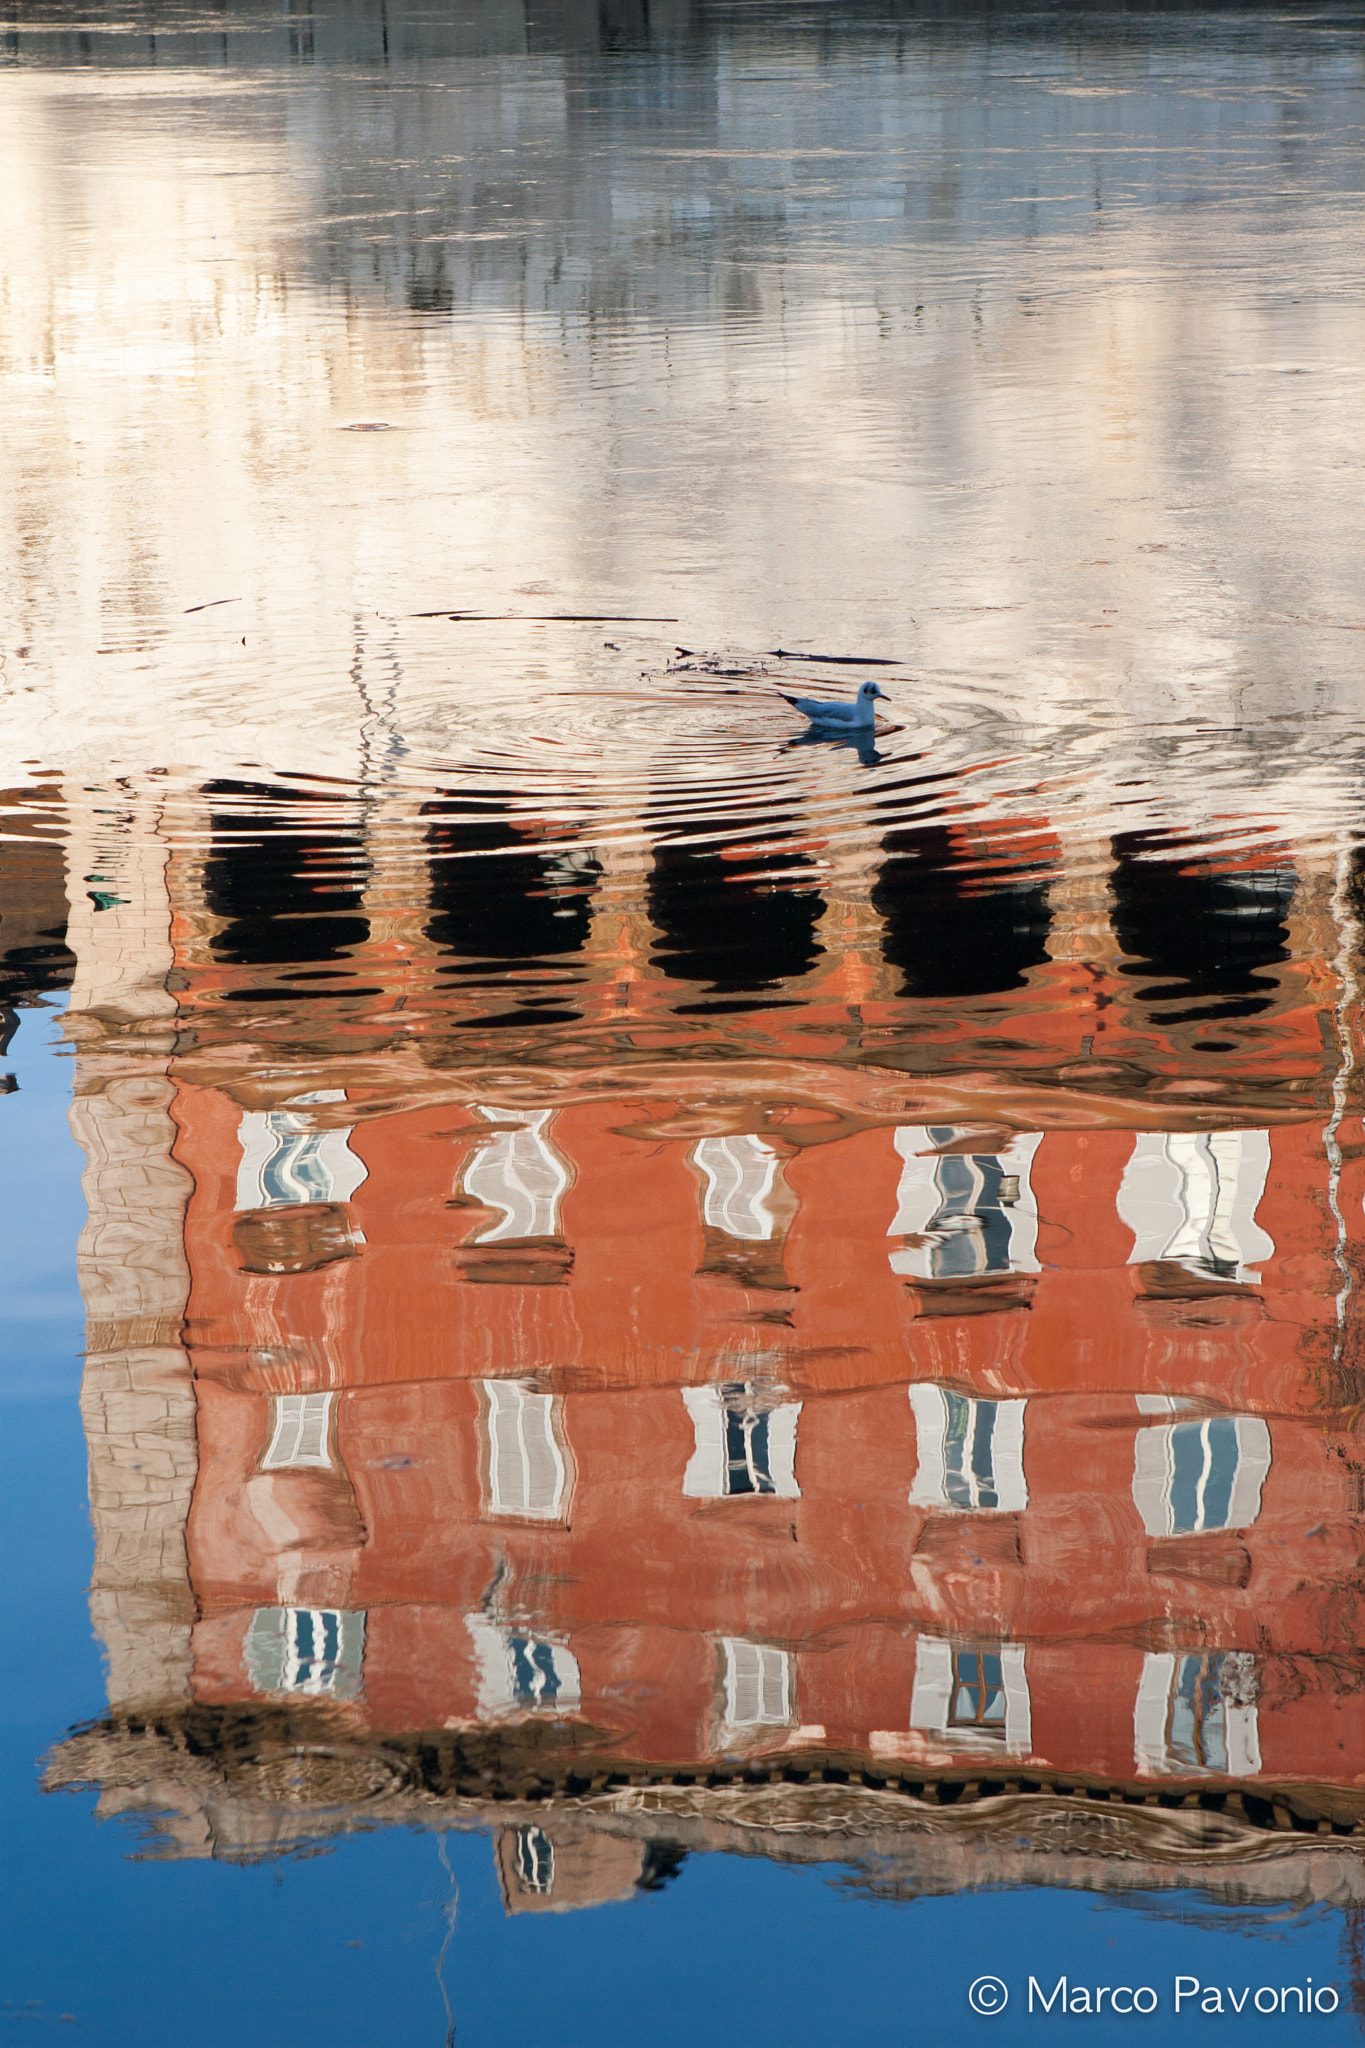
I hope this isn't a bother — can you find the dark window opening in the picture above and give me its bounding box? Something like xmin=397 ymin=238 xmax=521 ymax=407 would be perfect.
xmin=648 ymin=830 xmax=824 ymax=992
xmin=204 ymin=782 xmax=368 ymax=968
xmin=1112 ymin=839 xmax=1294 ymax=1020
xmin=425 ymin=805 xmax=599 ymax=961
xmin=873 ymin=826 xmax=1050 ymax=999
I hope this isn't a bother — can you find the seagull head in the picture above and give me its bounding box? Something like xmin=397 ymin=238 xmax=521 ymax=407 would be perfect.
xmin=857 ymin=680 xmax=888 ymax=704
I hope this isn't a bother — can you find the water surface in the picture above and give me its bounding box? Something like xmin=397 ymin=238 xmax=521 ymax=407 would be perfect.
xmin=4 ymin=3 xmax=1365 ymax=2041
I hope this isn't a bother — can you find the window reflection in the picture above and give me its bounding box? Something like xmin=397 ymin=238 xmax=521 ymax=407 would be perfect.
xmin=889 ymin=1127 xmax=1041 ymax=1283
xmin=683 ymin=1383 xmax=802 ymax=1499
xmin=261 ymin=1392 xmax=335 ymax=1470
xmin=909 ymin=1387 xmax=1028 ymax=1514
xmin=482 ymin=1380 xmax=570 ymax=1521
xmin=1119 ymin=1131 xmax=1272 ymax=1286
xmin=468 ymin=1617 xmax=581 ymax=1719
xmin=911 ymin=1636 xmax=1031 ymax=1754
xmin=464 ymin=1108 xmax=570 ymax=1243
xmin=514 ymin=1826 xmax=556 ymax=1896
xmin=873 ymin=827 xmax=1050 ymax=999
xmin=1132 ymin=1418 xmax=1271 ymax=1537
xmin=647 ymin=831 xmax=823 ymax=994
xmin=245 ymin=1606 xmax=365 ymax=1701
xmin=1111 ymin=843 xmax=1295 ymax=1022
xmin=235 ymin=1093 xmax=367 ymax=1211
xmin=949 ymin=1649 xmax=1008 ymax=1736
xmin=1135 ymin=1651 xmax=1260 ymax=1776
xmin=720 ymin=1639 xmax=794 ymax=1732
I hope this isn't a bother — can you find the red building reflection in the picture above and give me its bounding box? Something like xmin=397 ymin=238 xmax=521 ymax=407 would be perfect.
xmin=39 ymin=786 xmax=1365 ymax=1895
xmin=179 ymin=1089 xmax=1365 ymax=1798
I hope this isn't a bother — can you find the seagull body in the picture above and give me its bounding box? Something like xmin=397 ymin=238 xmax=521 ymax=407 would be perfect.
xmin=778 ymin=679 xmax=888 ymax=729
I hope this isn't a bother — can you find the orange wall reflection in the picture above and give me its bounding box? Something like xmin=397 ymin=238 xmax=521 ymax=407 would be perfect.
xmin=176 ymin=1082 xmax=1365 ymax=1795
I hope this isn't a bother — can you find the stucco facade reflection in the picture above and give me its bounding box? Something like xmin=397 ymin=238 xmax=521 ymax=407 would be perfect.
xmin=30 ymin=784 xmax=1365 ymax=1907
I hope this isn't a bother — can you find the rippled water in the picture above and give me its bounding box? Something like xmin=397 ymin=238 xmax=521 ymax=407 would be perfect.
xmin=5 ymin=3 xmax=1365 ymax=2042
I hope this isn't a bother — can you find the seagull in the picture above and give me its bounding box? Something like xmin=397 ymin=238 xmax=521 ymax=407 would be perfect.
xmin=778 ymin=678 xmax=888 ymax=729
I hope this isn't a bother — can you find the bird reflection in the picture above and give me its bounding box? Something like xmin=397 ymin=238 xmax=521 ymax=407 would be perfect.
xmin=784 ymin=727 xmax=884 ymax=767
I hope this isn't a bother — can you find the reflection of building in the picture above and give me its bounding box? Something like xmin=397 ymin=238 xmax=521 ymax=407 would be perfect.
xmin=156 ymin=780 xmax=1343 ymax=1113
xmin=170 ymin=1368 xmax=1365 ymax=1792
xmin=0 ymin=785 xmax=76 ymax=1039
xmin=174 ymin=1099 xmax=1355 ymax=1412
xmin=30 ymin=788 xmax=1365 ymax=1898
xmin=494 ymin=1826 xmax=648 ymax=1917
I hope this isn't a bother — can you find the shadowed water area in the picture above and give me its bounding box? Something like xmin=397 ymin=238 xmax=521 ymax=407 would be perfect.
xmin=4 ymin=1 xmax=1365 ymax=2041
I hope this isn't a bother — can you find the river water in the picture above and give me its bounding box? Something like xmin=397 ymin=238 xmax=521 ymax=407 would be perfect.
xmin=4 ymin=3 xmax=1365 ymax=2042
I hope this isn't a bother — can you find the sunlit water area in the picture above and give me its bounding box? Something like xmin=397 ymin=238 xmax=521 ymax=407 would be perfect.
xmin=4 ymin=1 xmax=1365 ymax=2041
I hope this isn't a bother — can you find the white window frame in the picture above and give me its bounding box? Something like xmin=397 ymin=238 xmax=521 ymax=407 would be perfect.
xmin=236 ymin=1093 xmax=368 ymax=1212
xmin=1118 ymin=1131 xmax=1273 ymax=1284
xmin=888 ymin=1127 xmax=1042 ymax=1279
xmin=908 ymin=1385 xmax=1028 ymax=1513
xmin=682 ymin=1383 xmax=801 ymax=1499
xmin=690 ymin=1136 xmax=785 ymax=1242
xmin=1134 ymin=1650 xmax=1261 ymax=1777
xmin=514 ymin=1826 xmax=556 ymax=1895
xmin=467 ymin=1615 xmax=582 ymax=1719
xmin=483 ymin=1379 xmax=569 ymax=1521
xmin=464 ymin=1106 xmax=570 ymax=1243
xmin=1132 ymin=1416 xmax=1271 ymax=1536
xmin=910 ymin=1635 xmax=1031 ymax=1755
xmin=261 ymin=1391 xmax=335 ymax=1470
xmin=721 ymin=1638 xmax=794 ymax=1730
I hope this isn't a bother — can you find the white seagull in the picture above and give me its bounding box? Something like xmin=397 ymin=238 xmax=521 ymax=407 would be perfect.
xmin=778 ymin=678 xmax=888 ymax=729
